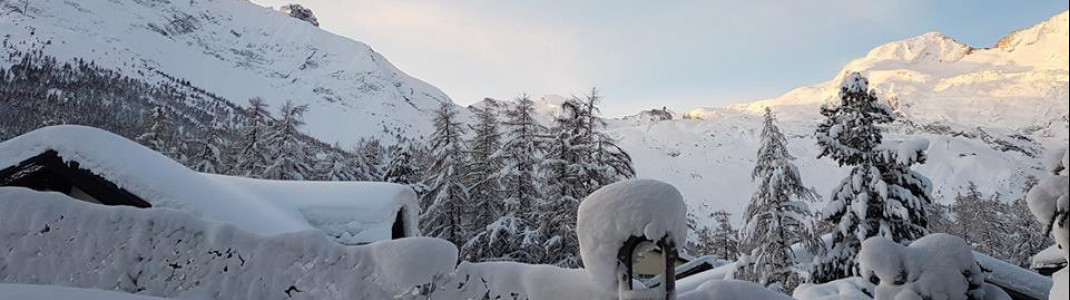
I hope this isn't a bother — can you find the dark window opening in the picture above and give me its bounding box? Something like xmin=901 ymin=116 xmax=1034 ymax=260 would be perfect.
xmin=391 ymin=210 xmax=406 ymax=239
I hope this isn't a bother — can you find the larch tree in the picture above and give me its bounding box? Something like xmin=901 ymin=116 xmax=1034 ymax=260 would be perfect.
xmin=709 ymin=210 xmax=741 ymax=262
xmin=539 ymin=90 xmax=635 ymax=268
xmin=138 ymin=105 xmax=182 ymax=162
xmin=262 ymin=101 xmax=313 ymax=181
xmin=737 ymin=108 xmax=819 ymax=293
xmin=813 ymin=72 xmax=931 ymax=283
xmin=421 ymin=103 xmax=472 ymax=248
xmin=464 ymin=97 xmax=546 ymax=263
xmin=461 ymin=105 xmax=509 ymax=262
xmin=231 ymin=98 xmax=272 ymax=178
xmin=190 ymin=124 xmax=229 ymax=174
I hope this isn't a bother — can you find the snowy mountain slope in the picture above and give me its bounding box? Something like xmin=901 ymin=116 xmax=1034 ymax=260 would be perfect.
xmin=0 ymin=0 xmax=452 ymax=146
xmin=611 ymin=11 xmax=1069 ymax=223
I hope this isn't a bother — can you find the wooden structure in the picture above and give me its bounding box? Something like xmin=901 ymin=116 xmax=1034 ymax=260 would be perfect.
xmin=0 ymin=150 xmax=150 ymax=207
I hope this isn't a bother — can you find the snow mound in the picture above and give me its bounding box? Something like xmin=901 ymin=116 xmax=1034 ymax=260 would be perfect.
xmin=1053 ymin=268 xmax=1069 ymax=300
xmin=793 ymin=278 xmax=875 ymax=300
xmin=858 ymin=234 xmax=1006 ymax=300
xmin=0 ymin=187 xmax=456 ymax=300
xmin=1033 ymin=245 xmax=1066 ymax=270
xmin=0 ymin=126 xmax=419 ymax=244
xmin=0 ymin=284 xmax=169 ymax=300
xmin=433 ymin=262 xmax=613 ymax=300
xmin=678 ymin=280 xmax=794 ymax=300
xmin=577 ymin=179 xmax=688 ymax=292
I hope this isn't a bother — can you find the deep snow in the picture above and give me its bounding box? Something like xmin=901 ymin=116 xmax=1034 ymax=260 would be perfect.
xmin=0 ymin=126 xmax=419 ymax=243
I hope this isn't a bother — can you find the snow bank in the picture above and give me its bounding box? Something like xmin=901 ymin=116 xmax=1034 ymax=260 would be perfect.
xmin=1053 ymin=269 xmax=1069 ymax=300
xmin=1028 ymin=148 xmax=1069 ymax=300
xmin=0 ymin=187 xmax=455 ymax=300
xmin=0 ymin=284 xmax=168 ymax=300
xmin=858 ymin=234 xmax=1006 ymax=300
xmin=794 ymin=278 xmax=875 ymax=300
xmin=576 ymin=179 xmax=688 ymax=292
xmin=432 ymin=262 xmax=614 ymax=300
xmin=0 ymin=126 xmax=418 ymax=244
xmin=1032 ymin=245 xmax=1066 ymax=270
xmin=677 ymin=280 xmax=794 ymax=300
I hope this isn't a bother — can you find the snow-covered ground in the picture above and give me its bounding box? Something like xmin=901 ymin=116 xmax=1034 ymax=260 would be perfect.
xmin=0 ymin=187 xmax=456 ymax=300
xmin=0 ymin=284 xmax=168 ymax=300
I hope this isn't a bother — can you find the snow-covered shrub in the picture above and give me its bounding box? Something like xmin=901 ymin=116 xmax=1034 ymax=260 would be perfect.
xmin=280 ymin=4 xmax=319 ymax=27
xmin=576 ymin=179 xmax=687 ymax=294
xmin=1028 ymin=147 xmax=1069 ymax=300
xmin=677 ymin=280 xmax=794 ymax=300
xmin=793 ymin=278 xmax=875 ymax=300
xmin=0 ymin=188 xmax=457 ymax=300
xmin=857 ymin=234 xmax=1009 ymax=300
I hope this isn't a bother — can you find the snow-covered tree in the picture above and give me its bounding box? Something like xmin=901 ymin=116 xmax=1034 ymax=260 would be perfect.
xmin=950 ymin=183 xmax=1006 ymax=255
xmin=421 ymin=103 xmax=472 ymax=247
xmin=737 ymin=108 xmax=819 ymax=293
xmin=498 ymin=96 xmax=548 ymax=214
xmin=709 ymin=210 xmax=741 ymax=262
xmin=190 ymin=124 xmax=228 ymax=174
xmin=138 ymin=106 xmax=182 ymax=161
xmin=384 ymin=143 xmax=427 ymax=187
xmin=315 ymin=149 xmax=358 ymax=182
xmin=539 ymin=89 xmax=635 ymax=268
xmin=262 ymin=101 xmax=313 ymax=181
xmin=813 ymin=73 xmax=931 ymax=283
xmin=355 ymin=138 xmax=386 ymax=181
xmin=230 ymin=98 xmax=272 ymax=178
xmin=280 ymin=4 xmax=319 ymax=27
xmin=460 ymin=105 xmax=511 ymax=262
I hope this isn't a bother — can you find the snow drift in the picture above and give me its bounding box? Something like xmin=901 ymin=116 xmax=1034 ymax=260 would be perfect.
xmin=0 ymin=187 xmax=456 ymax=300
xmin=0 ymin=126 xmax=419 ymax=244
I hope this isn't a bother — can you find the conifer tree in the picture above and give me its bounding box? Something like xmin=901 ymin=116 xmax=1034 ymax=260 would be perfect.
xmin=355 ymin=138 xmax=386 ymax=181
xmin=813 ymin=73 xmax=931 ymax=283
xmin=138 ymin=105 xmax=182 ymax=161
xmin=231 ymin=98 xmax=272 ymax=178
xmin=464 ymin=97 xmax=545 ymax=263
xmin=737 ymin=108 xmax=818 ymax=293
xmin=384 ymin=143 xmax=427 ymax=187
xmin=190 ymin=124 xmax=228 ymax=174
xmin=710 ymin=211 xmax=741 ymax=262
xmin=421 ymin=103 xmax=472 ymax=247
xmin=262 ymin=101 xmax=313 ymax=180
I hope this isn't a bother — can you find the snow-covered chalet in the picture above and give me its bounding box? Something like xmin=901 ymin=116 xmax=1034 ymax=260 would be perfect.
xmin=0 ymin=125 xmax=419 ymax=245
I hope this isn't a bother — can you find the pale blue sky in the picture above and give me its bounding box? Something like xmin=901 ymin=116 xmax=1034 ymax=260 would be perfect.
xmin=252 ymin=0 xmax=1067 ymax=117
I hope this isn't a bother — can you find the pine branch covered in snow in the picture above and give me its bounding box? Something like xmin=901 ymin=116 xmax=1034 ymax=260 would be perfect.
xmin=737 ymin=108 xmax=819 ymax=293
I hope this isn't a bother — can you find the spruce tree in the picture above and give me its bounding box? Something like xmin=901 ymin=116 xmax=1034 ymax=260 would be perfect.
xmin=813 ymin=73 xmax=931 ymax=283
xmin=384 ymin=143 xmax=427 ymax=187
xmin=262 ymin=101 xmax=313 ymax=181
xmin=421 ymin=103 xmax=472 ymax=248
xmin=737 ymin=108 xmax=818 ymax=293
xmin=355 ymin=138 xmax=386 ymax=181
xmin=315 ymin=149 xmax=358 ymax=181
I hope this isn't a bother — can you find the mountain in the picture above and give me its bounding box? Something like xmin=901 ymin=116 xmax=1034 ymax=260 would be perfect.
xmin=0 ymin=0 xmax=451 ymax=146
xmin=612 ymin=11 xmax=1068 ymax=224
xmin=2 ymin=0 xmax=1066 ymax=227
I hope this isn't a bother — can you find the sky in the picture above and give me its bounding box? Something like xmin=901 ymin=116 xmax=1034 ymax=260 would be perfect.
xmin=250 ymin=1 xmax=1067 ymax=117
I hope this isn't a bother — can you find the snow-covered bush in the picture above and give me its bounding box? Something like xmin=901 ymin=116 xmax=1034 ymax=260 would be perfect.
xmin=0 ymin=187 xmax=457 ymax=300
xmin=576 ymin=179 xmax=687 ymax=294
xmin=793 ymin=278 xmax=875 ymax=300
xmin=857 ymin=234 xmax=1009 ymax=300
xmin=280 ymin=4 xmax=319 ymax=27
xmin=1028 ymin=147 xmax=1068 ymax=300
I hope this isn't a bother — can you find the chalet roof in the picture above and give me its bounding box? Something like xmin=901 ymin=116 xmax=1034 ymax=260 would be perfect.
xmin=0 ymin=126 xmax=418 ymax=244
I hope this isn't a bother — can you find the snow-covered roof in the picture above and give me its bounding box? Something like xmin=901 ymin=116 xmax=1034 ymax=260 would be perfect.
xmin=0 ymin=126 xmax=418 ymax=243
